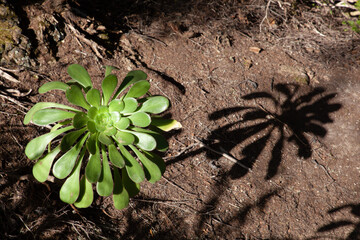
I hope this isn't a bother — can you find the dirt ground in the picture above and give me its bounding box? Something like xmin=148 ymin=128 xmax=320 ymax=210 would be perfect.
xmin=1 ymin=0 xmax=360 ymax=239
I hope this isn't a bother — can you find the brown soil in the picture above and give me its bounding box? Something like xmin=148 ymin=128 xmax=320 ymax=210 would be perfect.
xmin=1 ymin=0 xmax=360 ymax=239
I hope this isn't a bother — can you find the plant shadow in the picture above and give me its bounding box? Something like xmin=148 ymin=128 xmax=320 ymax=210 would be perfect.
xmin=168 ymin=83 xmax=341 ymax=179
xmin=206 ymin=83 xmax=341 ymax=180
xmin=167 ymin=83 xmax=341 ymax=233
xmin=313 ymin=203 xmax=360 ymax=239
xmin=115 ymin=188 xmax=281 ymax=239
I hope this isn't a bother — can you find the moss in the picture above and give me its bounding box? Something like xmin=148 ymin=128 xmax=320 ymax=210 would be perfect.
xmin=0 ymin=21 xmax=21 ymax=51
xmin=295 ymin=76 xmax=310 ymax=85
xmin=0 ymin=3 xmax=21 ymax=54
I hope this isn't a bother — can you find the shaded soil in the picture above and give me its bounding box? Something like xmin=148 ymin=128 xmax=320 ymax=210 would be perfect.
xmin=1 ymin=0 xmax=360 ymax=239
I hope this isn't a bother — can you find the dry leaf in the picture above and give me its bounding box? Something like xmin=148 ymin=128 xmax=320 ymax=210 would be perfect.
xmin=249 ymin=47 xmax=262 ymax=53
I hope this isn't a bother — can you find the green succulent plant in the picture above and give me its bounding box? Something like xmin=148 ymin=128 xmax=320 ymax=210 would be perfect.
xmin=24 ymin=64 xmax=181 ymax=209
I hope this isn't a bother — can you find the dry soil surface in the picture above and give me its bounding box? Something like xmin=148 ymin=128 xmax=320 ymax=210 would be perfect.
xmin=1 ymin=0 xmax=360 ymax=239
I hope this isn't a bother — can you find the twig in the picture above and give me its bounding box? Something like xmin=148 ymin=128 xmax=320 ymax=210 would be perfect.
xmin=132 ymin=198 xmax=198 ymax=213
xmin=0 ymin=66 xmax=22 ymax=72
xmin=0 ymin=92 xmax=29 ymax=111
xmin=10 ymin=130 xmax=23 ymax=149
xmin=256 ymin=102 xmax=309 ymax=147
xmin=163 ymin=141 xmax=200 ymax=160
xmin=131 ymin=30 xmax=168 ymax=46
xmin=0 ymin=69 xmax=20 ymax=83
xmin=163 ymin=176 xmax=199 ymax=197
xmin=66 ymin=23 xmax=104 ymax=59
xmin=67 ymin=221 xmax=89 ymax=239
xmin=152 ymin=81 xmax=171 ymax=100
xmin=5 ymin=88 xmax=32 ymax=97
xmin=101 ymin=208 xmax=116 ymax=219
xmin=15 ymin=214 xmax=34 ymax=236
xmin=0 ymin=110 xmax=19 ymax=116
xmin=260 ymin=0 xmax=273 ymax=33
xmin=28 ymin=69 xmax=53 ymax=82
xmin=313 ymin=27 xmax=326 ymax=37
xmin=194 ymin=138 xmax=252 ymax=172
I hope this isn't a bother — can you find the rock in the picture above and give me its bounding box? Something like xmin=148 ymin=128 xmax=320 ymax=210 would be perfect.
xmin=278 ymin=65 xmax=310 ymax=85
xmin=0 ymin=0 xmax=33 ymax=67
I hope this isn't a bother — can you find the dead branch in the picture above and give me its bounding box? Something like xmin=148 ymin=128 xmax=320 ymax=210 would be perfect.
xmin=194 ymin=138 xmax=252 ymax=172
xmin=260 ymin=0 xmax=273 ymax=32
xmin=0 ymin=69 xmax=20 ymax=83
xmin=65 ymin=22 xmax=105 ymax=59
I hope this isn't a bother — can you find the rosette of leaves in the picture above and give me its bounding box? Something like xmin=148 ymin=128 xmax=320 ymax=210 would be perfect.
xmin=24 ymin=64 xmax=181 ymax=209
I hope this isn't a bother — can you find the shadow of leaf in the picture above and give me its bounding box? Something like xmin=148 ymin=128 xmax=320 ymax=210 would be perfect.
xmin=318 ymin=220 xmax=353 ymax=232
xmin=206 ymin=83 xmax=341 ymax=180
xmin=164 ymin=83 xmax=342 ymax=238
xmin=191 ymin=83 xmax=342 ymax=236
xmin=316 ymin=203 xmax=360 ymax=239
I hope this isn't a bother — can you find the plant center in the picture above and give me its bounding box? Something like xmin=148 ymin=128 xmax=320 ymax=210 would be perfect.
xmin=95 ymin=112 xmax=111 ymax=126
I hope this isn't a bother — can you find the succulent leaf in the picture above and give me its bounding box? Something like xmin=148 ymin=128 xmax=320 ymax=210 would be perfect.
xmin=59 ymin=147 xmax=85 ymax=204
xmin=114 ymin=117 xmax=130 ymax=130
xmin=118 ymin=144 xmax=145 ymax=183
xmin=32 ymin=108 xmax=75 ymax=126
xmin=123 ymin=130 xmax=156 ymax=151
xmin=142 ymin=151 xmax=166 ymax=175
xmin=122 ymin=98 xmax=138 ymax=113
xmin=125 ymin=80 xmax=150 ymax=98
xmin=110 ymin=111 xmax=120 ymax=123
xmin=96 ymin=145 xmax=114 ymax=196
xmin=122 ymin=167 xmax=140 ymax=197
xmin=109 ymin=99 xmax=124 ymax=112
xmin=86 ymin=133 xmax=97 ymax=155
xmin=87 ymin=120 xmax=96 ymax=133
xmin=73 ymin=112 xmax=88 ymax=129
xmin=32 ymin=146 xmax=60 ymax=182
xmin=129 ymin=145 xmax=162 ymax=183
xmin=131 ymin=127 xmax=168 ymax=152
xmin=109 ymin=144 xmax=125 ymax=168
xmin=24 ymin=102 xmax=80 ymax=125
xmin=128 ymin=112 xmax=151 ymax=127
xmin=60 ymin=127 xmax=87 ymax=152
xmin=103 ymin=127 xmax=117 ymax=136
xmin=39 ymin=81 xmax=69 ymax=93
xmin=115 ymin=131 xmax=135 ymax=145
xmin=86 ymin=89 xmax=101 ymax=107
xmin=87 ymin=107 xmax=98 ymax=119
xmin=113 ymin=70 xmax=147 ymax=99
xmin=98 ymin=132 xmax=113 ymax=145
xmin=51 ymin=120 xmax=72 ymax=131
xmin=66 ymin=85 xmax=90 ymax=110
xmin=67 ymin=64 xmax=92 ymax=89
xmin=102 ymin=74 xmax=118 ymax=105
xmin=105 ymin=65 xmax=118 ymax=77
xmin=85 ymin=143 xmax=102 ymax=183
xmin=139 ymin=96 xmax=169 ymax=114
xmin=112 ymin=167 xmax=129 ymax=210
xmin=53 ymin=134 xmax=88 ymax=179
xmin=151 ymin=117 xmax=183 ymax=132
xmin=25 ymin=125 xmax=73 ymax=160
xmin=74 ymin=175 xmax=94 ymax=208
